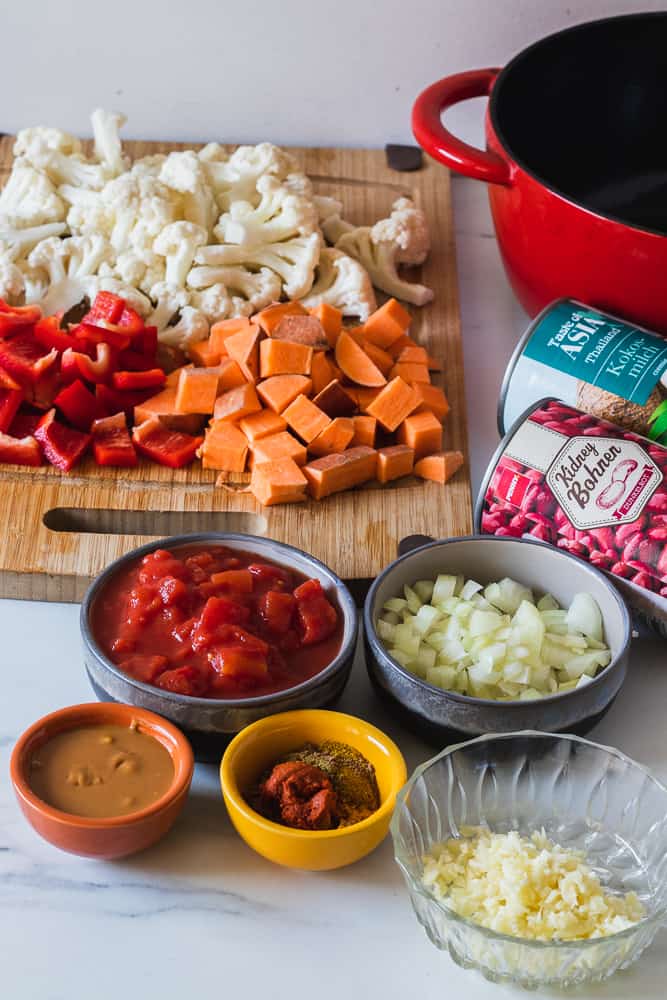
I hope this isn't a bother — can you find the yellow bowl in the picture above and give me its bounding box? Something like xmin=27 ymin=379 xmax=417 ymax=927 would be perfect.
xmin=220 ymin=709 xmax=407 ymax=870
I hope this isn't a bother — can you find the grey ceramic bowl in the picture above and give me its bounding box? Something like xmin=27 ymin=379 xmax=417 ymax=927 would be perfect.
xmin=81 ymin=533 xmax=358 ymax=761
xmin=364 ymin=536 xmax=631 ymax=743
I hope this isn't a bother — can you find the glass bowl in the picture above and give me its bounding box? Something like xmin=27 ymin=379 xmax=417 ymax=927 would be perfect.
xmin=390 ymin=732 xmax=667 ymax=988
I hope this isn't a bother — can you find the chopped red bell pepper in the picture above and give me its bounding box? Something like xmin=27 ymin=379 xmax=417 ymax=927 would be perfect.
xmin=34 ymin=315 xmax=80 ymax=354
xmin=61 ymin=342 xmax=116 ymax=384
xmin=0 ymin=388 xmax=23 ymax=433
xmin=24 ymin=366 xmax=61 ymax=410
xmin=83 ymin=291 xmax=125 ymax=326
xmin=118 ymin=328 xmax=159 ymax=371
xmin=34 ymin=408 xmax=91 ymax=471
xmin=132 ymin=417 xmax=203 ymax=468
xmin=0 ymin=430 xmax=42 ymax=466
xmin=0 ymin=300 xmax=42 ymax=336
xmin=71 ymin=322 xmax=131 ymax=351
xmin=96 ymin=383 xmax=156 ymax=416
xmin=117 ymin=350 xmax=159 ymax=372
xmin=112 ymin=368 xmax=166 ymax=392
xmin=0 ymin=366 xmax=21 ymax=390
xmin=91 ymin=411 xmax=138 ymax=467
xmin=293 ymin=578 xmax=338 ymax=645
xmin=0 ymin=332 xmax=58 ymax=385
xmin=9 ymin=410 xmax=41 ymax=438
xmin=54 ymin=379 xmax=99 ymax=431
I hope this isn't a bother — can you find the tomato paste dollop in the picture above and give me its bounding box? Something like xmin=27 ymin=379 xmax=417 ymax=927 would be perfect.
xmin=92 ymin=545 xmax=342 ymax=699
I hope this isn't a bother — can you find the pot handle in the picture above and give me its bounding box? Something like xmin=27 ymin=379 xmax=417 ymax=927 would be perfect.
xmin=412 ymin=69 xmax=512 ymax=186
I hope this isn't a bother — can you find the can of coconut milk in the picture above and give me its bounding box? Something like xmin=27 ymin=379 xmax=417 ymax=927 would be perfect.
xmin=476 ymin=398 xmax=667 ymax=636
xmin=498 ymin=300 xmax=667 ymax=440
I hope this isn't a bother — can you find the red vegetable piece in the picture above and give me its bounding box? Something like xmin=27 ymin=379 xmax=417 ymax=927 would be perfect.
xmin=61 ymin=342 xmax=116 ymax=384
xmin=8 ymin=410 xmax=41 ymax=438
xmin=208 ymin=569 xmax=253 ymax=594
xmin=83 ymin=291 xmax=125 ymax=326
xmin=132 ymin=417 xmax=203 ymax=469
xmin=33 ymin=315 xmax=78 ymax=354
xmin=54 ymin=379 xmax=99 ymax=431
xmin=0 ymin=388 xmax=23 ymax=432
xmin=0 ymin=431 xmax=42 ymax=466
xmin=191 ymin=596 xmax=251 ymax=650
xmin=0 ymin=332 xmax=58 ymax=384
xmin=71 ymin=321 xmax=130 ymax=352
xmin=111 ymin=368 xmax=166 ymax=392
xmin=24 ymin=366 xmax=61 ymax=411
xmin=258 ymin=590 xmax=296 ymax=634
xmin=118 ymin=654 xmax=169 ymax=684
xmin=95 ymin=382 xmax=155 ymax=416
xmin=247 ymin=562 xmax=292 ymax=588
xmin=157 ymin=575 xmax=189 ymax=607
xmin=293 ymin=578 xmax=338 ymax=645
xmin=0 ymin=300 xmax=42 ymax=336
xmin=0 ymin=366 xmax=20 ymax=390
xmin=91 ymin=411 xmax=138 ymax=467
xmin=34 ymin=408 xmax=91 ymax=471
xmin=156 ymin=665 xmax=210 ymax=696
xmin=208 ymin=646 xmax=269 ymax=681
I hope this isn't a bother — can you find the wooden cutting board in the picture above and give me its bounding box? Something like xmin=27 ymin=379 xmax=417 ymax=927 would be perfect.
xmin=0 ymin=138 xmax=471 ymax=601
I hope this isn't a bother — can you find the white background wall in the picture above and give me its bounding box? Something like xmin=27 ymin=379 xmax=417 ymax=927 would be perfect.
xmin=1 ymin=1 xmax=664 ymax=147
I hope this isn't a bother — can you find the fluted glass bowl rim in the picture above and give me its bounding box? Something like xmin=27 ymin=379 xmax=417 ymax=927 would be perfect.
xmin=391 ymin=730 xmax=667 ymax=950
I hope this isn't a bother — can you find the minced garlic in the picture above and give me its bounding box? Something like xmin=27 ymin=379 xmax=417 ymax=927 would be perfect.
xmin=422 ymin=827 xmax=644 ymax=941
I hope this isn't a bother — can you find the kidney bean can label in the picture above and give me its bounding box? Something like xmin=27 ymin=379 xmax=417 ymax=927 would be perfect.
xmin=477 ymin=400 xmax=667 ymax=612
xmin=499 ymin=300 xmax=667 ymax=434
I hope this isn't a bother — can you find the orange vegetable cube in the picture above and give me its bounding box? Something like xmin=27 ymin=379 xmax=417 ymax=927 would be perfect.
xmin=272 ymin=314 xmax=328 ymax=349
xmin=310 ymin=351 xmax=340 ymax=395
xmin=413 ymin=450 xmax=464 ymax=483
xmin=411 ymin=382 xmax=450 ymax=422
xmin=250 ymin=456 xmax=308 ymax=506
xmin=308 ymin=417 xmax=355 ymax=457
xmin=256 ymin=375 xmax=313 ymax=413
xmin=255 ymin=301 xmax=307 ymax=336
xmin=363 ymin=298 xmax=411 ymax=348
xmin=209 ymin=317 xmax=253 ymax=356
xmin=211 ymin=358 xmax=248 ymax=393
xmin=335 ymin=331 xmax=386 ymax=387
xmin=259 ymin=339 xmax=313 ymax=377
xmin=397 ymin=344 xmax=429 ymax=365
xmin=376 ymin=444 xmax=414 ymax=483
xmin=397 ymin=410 xmax=443 ymax=459
xmin=175 ymin=367 xmax=219 ymax=414
xmin=213 ymin=383 xmax=262 ymax=422
xmin=312 ymin=380 xmax=357 ymax=418
xmin=366 ymin=376 xmax=420 ymax=432
xmin=134 ymin=387 xmax=205 ymax=435
xmin=362 ymin=340 xmax=394 ymax=377
xmin=188 ymin=340 xmax=223 ymax=367
xmin=282 ymin=394 xmax=331 ymax=443
xmin=199 ymin=420 xmax=248 ymax=471
xmin=224 ymin=324 xmax=262 ymax=383
xmin=304 ymin=446 xmax=377 ymax=500
xmin=351 ymin=415 xmax=376 ymax=447
xmin=250 ymin=431 xmax=307 ymax=467
xmin=239 ymin=409 xmax=287 ymax=442
xmin=309 ymin=303 xmax=342 ymax=347
xmin=389 ymin=361 xmax=430 ymax=384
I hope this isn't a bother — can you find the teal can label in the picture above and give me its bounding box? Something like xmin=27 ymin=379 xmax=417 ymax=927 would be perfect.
xmin=499 ymin=300 xmax=667 ymax=435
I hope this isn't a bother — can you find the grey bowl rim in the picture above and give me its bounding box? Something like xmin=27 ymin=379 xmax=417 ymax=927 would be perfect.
xmin=390 ymin=730 xmax=667 ymax=949
xmin=80 ymin=532 xmax=359 ymax=710
xmin=363 ymin=534 xmax=632 ymax=709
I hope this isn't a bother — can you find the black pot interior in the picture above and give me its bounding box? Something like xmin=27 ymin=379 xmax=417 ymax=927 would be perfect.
xmin=491 ymin=13 xmax=667 ymax=234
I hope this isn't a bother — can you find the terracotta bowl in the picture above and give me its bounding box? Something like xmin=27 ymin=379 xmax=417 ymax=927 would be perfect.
xmin=10 ymin=702 xmax=194 ymax=859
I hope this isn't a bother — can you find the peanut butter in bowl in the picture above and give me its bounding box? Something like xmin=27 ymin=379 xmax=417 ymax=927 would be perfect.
xmin=28 ymin=722 xmax=174 ymax=819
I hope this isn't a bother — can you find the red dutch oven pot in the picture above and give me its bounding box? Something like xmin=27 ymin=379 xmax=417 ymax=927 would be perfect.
xmin=412 ymin=13 xmax=667 ymax=333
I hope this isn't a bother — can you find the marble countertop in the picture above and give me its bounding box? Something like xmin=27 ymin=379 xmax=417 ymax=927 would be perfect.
xmin=2 ymin=178 xmax=666 ymax=1000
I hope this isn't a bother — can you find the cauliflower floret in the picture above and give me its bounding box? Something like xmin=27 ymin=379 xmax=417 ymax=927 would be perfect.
xmin=195 ymin=232 xmax=320 ymax=300
xmin=153 ymin=221 xmax=208 ymax=287
xmin=159 ymin=151 xmax=217 ymax=235
xmin=157 ymin=306 xmax=209 ymax=351
xmin=16 ymin=130 xmax=109 ymax=191
xmin=18 ymin=262 xmax=49 ymax=303
xmin=137 ymin=254 xmax=166 ymax=295
xmin=130 ymin=154 xmax=167 ymax=178
xmin=28 ymin=234 xmax=113 ymax=314
xmin=59 ymin=185 xmax=113 ymax=238
xmin=312 ymin=194 xmax=343 ymax=224
xmin=0 ymin=159 xmax=66 ymax=228
xmin=101 ymin=173 xmax=179 ymax=256
xmin=0 ymin=248 xmax=25 ymax=303
xmin=201 ymin=142 xmax=298 ymax=210
xmin=91 ymin=108 xmax=128 ymax=177
xmin=370 ymin=197 xmax=430 ymax=266
xmin=0 ymin=221 xmax=67 ymax=261
xmin=146 ymin=281 xmax=191 ymax=331
xmin=300 ymin=248 xmax=376 ymax=320
xmin=214 ymin=174 xmax=318 ymax=247
xmin=187 ymin=264 xmax=280 ymax=318
xmin=189 ymin=283 xmax=231 ymax=323
xmin=323 ymin=212 xmax=433 ymax=307
xmin=112 ymin=249 xmax=149 ymax=287
xmin=14 ymin=127 xmax=82 ymax=158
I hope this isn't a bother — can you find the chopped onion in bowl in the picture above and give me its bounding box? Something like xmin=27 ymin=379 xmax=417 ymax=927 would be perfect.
xmin=376 ymin=575 xmax=611 ymax=700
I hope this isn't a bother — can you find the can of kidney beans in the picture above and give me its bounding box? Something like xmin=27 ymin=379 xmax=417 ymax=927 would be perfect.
xmin=476 ymin=398 xmax=667 ymax=636
xmin=498 ymin=299 xmax=667 ymax=438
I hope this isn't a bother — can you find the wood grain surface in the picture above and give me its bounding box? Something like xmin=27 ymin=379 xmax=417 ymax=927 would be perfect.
xmin=0 ymin=137 xmax=471 ymax=600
